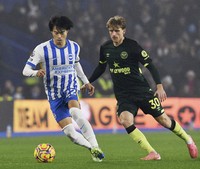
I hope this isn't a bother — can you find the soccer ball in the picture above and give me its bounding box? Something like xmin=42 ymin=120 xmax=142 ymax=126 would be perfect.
xmin=34 ymin=143 xmax=56 ymax=163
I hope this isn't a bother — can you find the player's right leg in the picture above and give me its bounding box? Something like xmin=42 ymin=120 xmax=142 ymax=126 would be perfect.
xmin=126 ymin=123 xmax=161 ymax=160
xmin=119 ymin=110 xmax=161 ymax=160
xmin=140 ymin=152 xmax=161 ymax=160
xmin=50 ymin=98 xmax=91 ymax=148
xmin=50 ymin=98 xmax=104 ymax=162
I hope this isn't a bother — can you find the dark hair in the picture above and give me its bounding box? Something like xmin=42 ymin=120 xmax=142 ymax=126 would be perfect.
xmin=48 ymin=16 xmax=73 ymax=31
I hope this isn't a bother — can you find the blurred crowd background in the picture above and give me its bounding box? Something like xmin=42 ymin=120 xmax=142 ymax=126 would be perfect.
xmin=0 ymin=0 xmax=200 ymax=101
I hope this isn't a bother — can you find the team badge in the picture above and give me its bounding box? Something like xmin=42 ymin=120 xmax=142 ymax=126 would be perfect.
xmin=106 ymin=53 xmax=110 ymax=57
xmin=120 ymin=51 xmax=128 ymax=59
xmin=69 ymin=54 xmax=73 ymax=61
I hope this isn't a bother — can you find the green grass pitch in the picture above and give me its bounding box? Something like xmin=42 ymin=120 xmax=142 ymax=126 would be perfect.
xmin=0 ymin=130 xmax=199 ymax=169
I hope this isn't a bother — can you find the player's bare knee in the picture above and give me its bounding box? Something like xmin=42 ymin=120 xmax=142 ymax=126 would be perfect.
xmin=119 ymin=111 xmax=134 ymax=127
xmin=119 ymin=118 xmax=133 ymax=128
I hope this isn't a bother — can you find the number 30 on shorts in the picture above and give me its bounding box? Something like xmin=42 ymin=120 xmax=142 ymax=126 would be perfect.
xmin=148 ymin=97 xmax=160 ymax=109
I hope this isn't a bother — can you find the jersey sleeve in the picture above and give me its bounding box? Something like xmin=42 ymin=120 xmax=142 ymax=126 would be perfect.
xmin=23 ymin=45 xmax=43 ymax=77
xmin=26 ymin=45 xmax=43 ymax=69
xmin=135 ymin=42 xmax=152 ymax=67
xmin=75 ymin=62 xmax=89 ymax=84
xmin=89 ymin=45 xmax=107 ymax=83
xmin=99 ymin=45 xmax=107 ymax=65
xmin=135 ymin=42 xmax=161 ymax=84
xmin=146 ymin=62 xmax=161 ymax=84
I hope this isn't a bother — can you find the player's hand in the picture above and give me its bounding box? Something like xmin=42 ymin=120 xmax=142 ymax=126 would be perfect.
xmin=154 ymin=84 xmax=167 ymax=102
xmin=81 ymin=83 xmax=95 ymax=96
xmin=36 ymin=69 xmax=45 ymax=77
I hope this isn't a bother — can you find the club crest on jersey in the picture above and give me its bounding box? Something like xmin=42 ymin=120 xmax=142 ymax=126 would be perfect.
xmin=106 ymin=53 xmax=110 ymax=57
xmin=120 ymin=51 xmax=128 ymax=59
xmin=69 ymin=54 xmax=73 ymax=61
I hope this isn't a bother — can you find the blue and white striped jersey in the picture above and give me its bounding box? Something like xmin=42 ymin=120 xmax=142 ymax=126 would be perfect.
xmin=26 ymin=39 xmax=80 ymax=100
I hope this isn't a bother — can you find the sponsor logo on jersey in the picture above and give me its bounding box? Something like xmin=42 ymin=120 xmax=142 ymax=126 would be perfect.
xmin=106 ymin=53 xmax=110 ymax=57
xmin=111 ymin=61 xmax=130 ymax=74
xmin=120 ymin=51 xmax=128 ymax=59
xmin=113 ymin=61 xmax=120 ymax=68
xmin=52 ymin=64 xmax=75 ymax=75
xmin=110 ymin=67 xmax=131 ymax=75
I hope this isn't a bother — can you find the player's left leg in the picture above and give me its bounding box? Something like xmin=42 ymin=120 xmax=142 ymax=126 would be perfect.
xmin=69 ymin=107 xmax=105 ymax=161
xmin=141 ymin=95 xmax=198 ymax=159
xmin=155 ymin=113 xmax=198 ymax=159
xmin=67 ymin=97 xmax=104 ymax=161
xmin=69 ymin=107 xmax=98 ymax=147
xmin=62 ymin=123 xmax=92 ymax=148
xmin=70 ymin=107 xmax=104 ymax=158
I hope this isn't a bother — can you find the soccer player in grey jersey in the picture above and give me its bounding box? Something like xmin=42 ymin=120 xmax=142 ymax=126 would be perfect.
xmin=23 ymin=15 xmax=104 ymax=162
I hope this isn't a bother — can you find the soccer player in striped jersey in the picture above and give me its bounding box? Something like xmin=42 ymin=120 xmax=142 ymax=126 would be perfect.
xmin=23 ymin=15 xmax=104 ymax=162
xmin=87 ymin=15 xmax=198 ymax=160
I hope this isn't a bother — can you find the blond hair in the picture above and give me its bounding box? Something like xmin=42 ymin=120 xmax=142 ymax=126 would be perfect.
xmin=106 ymin=16 xmax=126 ymax=29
